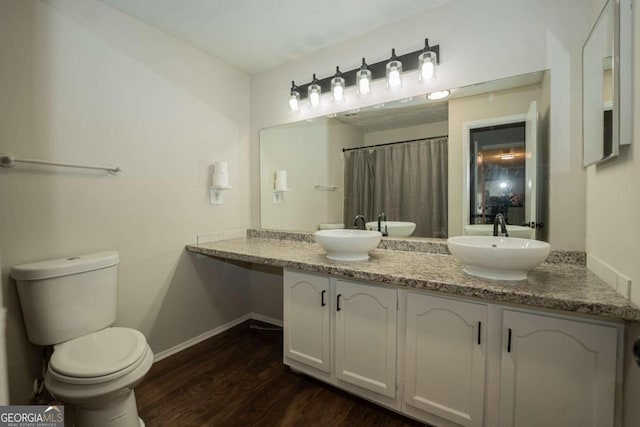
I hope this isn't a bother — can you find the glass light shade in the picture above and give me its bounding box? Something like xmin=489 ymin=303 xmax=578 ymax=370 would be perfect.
xmin=419 ymin=51 xmax=437 ymax=84
xmin=386 ymin=60 xmax=403 ymax=91
xmin=356 ymin=69 xmax=372 ymax=97
xmin=289 ymin=90 xmax=300 ymax=114
xmin=308 ymin=83 xmax=321 ymax=109
xmin=331 ymin=76 xmax=346 ymax=104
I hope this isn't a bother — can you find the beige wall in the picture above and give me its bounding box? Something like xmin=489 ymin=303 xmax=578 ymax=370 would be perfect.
xmin=583 ymin=0 xmax=639 ymax=423
xmin=0 ymin=0 xmax=252 ymax=403
xmin=364 ymin=121 xmax=449 ymax=146
xmin=260 ymin=119 xmax=362 ymax=231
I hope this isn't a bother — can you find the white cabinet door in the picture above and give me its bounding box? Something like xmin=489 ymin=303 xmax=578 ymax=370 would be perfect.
xmin=405 ymin=293 xmax=487 ymax=427
xmin=283 ymin=270 xmax=331 ymax=373
xmin=334 ymin=280 xmax=397 ymax=397
xmin=500 ymin=310 xmax=618 ymax=427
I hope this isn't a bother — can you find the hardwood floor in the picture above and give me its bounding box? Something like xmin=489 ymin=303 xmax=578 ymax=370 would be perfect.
xmin=136 ymin=321 xmax=425 ymax=427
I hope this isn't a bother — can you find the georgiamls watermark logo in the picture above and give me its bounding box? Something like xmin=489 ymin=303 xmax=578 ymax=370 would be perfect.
xmin=0 ymin=405 xmax=64 ymax=427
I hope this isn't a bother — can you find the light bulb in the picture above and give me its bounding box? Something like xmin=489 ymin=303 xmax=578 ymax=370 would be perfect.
xmin=307 ymin=74 xmax=322 ymax=110
xmin=420 ymin=61 xmax=434 ymax=81
xmin=331 ymin=67 xmax=346 ymax=105
xmin=309 ymin=91 xmax=320 ymax=108
xmin=356 ymin=58 xmax=372 ymax=98
xmin=388 ymin=68 xmax=401 ymax=88
xmin=418 ymin=39 xmax=437 ymax=85
xmin=288 ymin=80 xmax=300 ymax=115
xmin=289 ymin=96 xmax=299 ymax=113
xmin=385 ymin=49 xmax=403 ymax=91
xmin=333 ymin=84 xmax=344 ymax=102
xmin=358 ymin=77 xmax=370 ymax=95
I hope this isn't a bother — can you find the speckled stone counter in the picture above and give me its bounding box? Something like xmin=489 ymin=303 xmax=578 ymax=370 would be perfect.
xmin=186 ymin=237 xmax=640 ymax=322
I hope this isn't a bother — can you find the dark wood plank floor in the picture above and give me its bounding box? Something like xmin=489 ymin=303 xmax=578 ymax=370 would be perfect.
xmin=136 ymin=321 xmax=425 ymax=427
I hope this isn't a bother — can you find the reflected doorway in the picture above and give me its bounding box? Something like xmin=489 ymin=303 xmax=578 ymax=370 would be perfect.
xmin=469 ymin=122 xmax=526 ymax=226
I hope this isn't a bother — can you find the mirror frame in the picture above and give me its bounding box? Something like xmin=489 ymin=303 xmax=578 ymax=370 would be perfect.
xmin=582 ymin=0 xmax=633 ymax=167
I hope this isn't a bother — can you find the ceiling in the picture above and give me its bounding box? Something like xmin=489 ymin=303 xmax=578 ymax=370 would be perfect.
xmin=98 ymin=0 xmax=452 ymax=74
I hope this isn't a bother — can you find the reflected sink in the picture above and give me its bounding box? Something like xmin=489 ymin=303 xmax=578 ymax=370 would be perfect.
xmin=366 ymin=221 xmax=416 ymax=237
xmin=447 ymin=236 xmax=551 ymax=281
xmin=464 ymin=224 xmax=534 ymax=239
xmin=315 ymin=229 xmax=382 ymax=261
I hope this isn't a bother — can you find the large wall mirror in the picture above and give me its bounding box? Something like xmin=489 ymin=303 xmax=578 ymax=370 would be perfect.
xmin=582 ymin=0 xmax=632 ymax=167
xmin=260 ymin=70 xmax=550 ymax=241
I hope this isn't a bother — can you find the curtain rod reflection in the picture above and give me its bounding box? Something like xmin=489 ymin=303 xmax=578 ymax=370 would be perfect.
xmin=342 ymin=134 xmax=448 ymax=152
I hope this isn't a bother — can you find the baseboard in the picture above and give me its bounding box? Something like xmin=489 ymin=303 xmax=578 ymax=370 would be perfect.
xmin=251 ymin=313 xmax=283 ymax=327
xmin=152 ymin=312 xmax=283 ymax=363
xmin=587 ymin=254 xmax=632 ymax=300
xmin=153 ymin=313 xmax=251 ymax=363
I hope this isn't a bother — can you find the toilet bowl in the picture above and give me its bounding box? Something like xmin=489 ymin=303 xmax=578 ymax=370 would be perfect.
xmin=12 ymin=252 xmax=153 ymax=427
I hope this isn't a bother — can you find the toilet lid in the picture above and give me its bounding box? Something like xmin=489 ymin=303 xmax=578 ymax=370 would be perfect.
xmin=50 ymin=327 xmax=147 ymax=378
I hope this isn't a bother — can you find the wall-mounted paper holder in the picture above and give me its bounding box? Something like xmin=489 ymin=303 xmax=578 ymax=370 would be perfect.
xmin=273 ymin=189 xmax=290 ymax=204
xmin=210 ymin=185 xmax=232 ymax=205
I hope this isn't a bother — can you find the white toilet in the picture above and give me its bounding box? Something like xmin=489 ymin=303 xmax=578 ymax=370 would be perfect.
xmin=12 ymin=251 xmax=153 ymax=427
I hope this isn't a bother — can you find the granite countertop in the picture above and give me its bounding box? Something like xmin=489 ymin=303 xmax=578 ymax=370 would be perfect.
xmin=186 ymin=237 xmax=640 ymax=322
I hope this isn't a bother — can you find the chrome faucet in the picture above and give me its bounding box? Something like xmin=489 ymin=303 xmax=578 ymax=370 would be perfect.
xmin=493 ymin=213 xmax=509 ymax=237
xmin=353 ymin=215 xmax=366 ymax=230
xmin=377 ymin=213 xmax=388 ymax=236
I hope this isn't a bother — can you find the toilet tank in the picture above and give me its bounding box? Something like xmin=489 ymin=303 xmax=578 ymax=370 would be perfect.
xmin=12 ymin=251 xmax=119 ymax=346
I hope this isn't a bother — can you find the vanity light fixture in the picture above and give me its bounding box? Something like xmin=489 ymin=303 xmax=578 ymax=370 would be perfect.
xmin=356 ymin=58 xmax=373 ymax=97
xmin=308 ymin=74 xmax=322 ymax=109
xmin=419 ymin=38 xmax=438 ymax=84
xmin=386 ymin=49 xmax=403 ymax=91
xmin=286 ymin=39 xmax=440 ymax=111
xmin=289 ymin=81 xmax=300 ymax=115
xmin=331 ymin=66 xmax=346 ymax=104
xmin=427 ymin=90 xmax=450 ymax=100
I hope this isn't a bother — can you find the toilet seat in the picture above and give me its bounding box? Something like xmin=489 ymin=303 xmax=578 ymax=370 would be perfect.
xmin=49 ymin=327 xmax=148 ymax=385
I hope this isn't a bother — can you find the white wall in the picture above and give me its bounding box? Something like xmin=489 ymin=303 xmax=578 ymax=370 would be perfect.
xmin=250 ymin=0 xmax=591 ymax=251
xmin=0 ymin=0 xmax=251 ymax=403
xmin=260 ymin=118 xmax=362 ymax=231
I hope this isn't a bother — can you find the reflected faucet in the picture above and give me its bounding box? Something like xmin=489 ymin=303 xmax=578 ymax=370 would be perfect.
xmin=493 ymin=213 xmax=509 ymax=237
xmin=377 ymin=213 xmax=388 ymax=237
xmin=353 ymin=215 xmax=366 ymax=230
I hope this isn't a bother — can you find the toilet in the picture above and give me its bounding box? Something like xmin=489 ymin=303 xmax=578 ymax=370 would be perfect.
xmin=12 ymin=251 xmax=153 ymax=427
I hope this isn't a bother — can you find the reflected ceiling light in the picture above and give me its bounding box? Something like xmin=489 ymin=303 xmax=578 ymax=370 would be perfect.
xmin=331 ymin=66 xmax=346 ymax=105
xmin=419 ymin=38 xmax=437 ymax=84
xmin=500 ymin=154 xmax=515 ymax=160
xmin=427 ymin=90 xmax=450 ymax=100
xmin=386 ymin=49 xmax=403 ymax=91
xmin=356 ymin=58 xmax=372 ymax=98
xmin=499 ymin=182 xmax=509 ymax=189
xmin=308 ymin=74 xmax=321 ymax=109
xmin=289 ymin=81 xmax=300 ymax=115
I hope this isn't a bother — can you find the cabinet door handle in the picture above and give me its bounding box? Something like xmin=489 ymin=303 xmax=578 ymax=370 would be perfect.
xmin=337 ymin=294 xmax=342 ymax=312
xmin=321 ymin=290 xmax=326 ymax=307
xmin=477 ymin=321 xmax=482 ymax=345
xmin=507 ymin=328 xmax=512 ymax=353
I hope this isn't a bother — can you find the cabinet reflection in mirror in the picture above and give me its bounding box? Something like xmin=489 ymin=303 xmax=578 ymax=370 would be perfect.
xmin=259 ymin=70 xmax=550 ymax=240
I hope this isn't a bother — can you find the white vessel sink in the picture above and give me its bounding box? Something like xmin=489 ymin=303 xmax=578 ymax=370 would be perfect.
xmin=315 ymin=229 xmax=382 ymax=261
xmin=447 ymin=236 xmax=551 ymax=281
xmin=464 ymin=224 xmax=534 ymax=239
xmin=366 ymin=221 xmax=416 ymax=237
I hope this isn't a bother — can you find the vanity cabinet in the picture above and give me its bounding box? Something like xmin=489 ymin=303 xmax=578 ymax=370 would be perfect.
xmin=282 ymin=270 xmax=621 ymax=427
xmin=334 ymin=280 xmax=397 ymax=397
xmin=404 ymin=292 xmax=487 ymax=427
xmin=499 ymin=310 xmax=618 ymax=427
xmin=283 ymin=270 xmax=398 ymax=401
xmin=283 ymin=270 xmax=330 ymax=373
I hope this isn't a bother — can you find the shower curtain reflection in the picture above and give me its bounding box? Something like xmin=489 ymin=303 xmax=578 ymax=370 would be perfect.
xmin=343 ymin=137 xmax=448 ymax=238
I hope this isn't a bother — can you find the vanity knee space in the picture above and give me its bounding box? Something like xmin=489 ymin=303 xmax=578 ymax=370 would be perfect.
xmin=283 ymin=269 xmax=621 ymax=427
